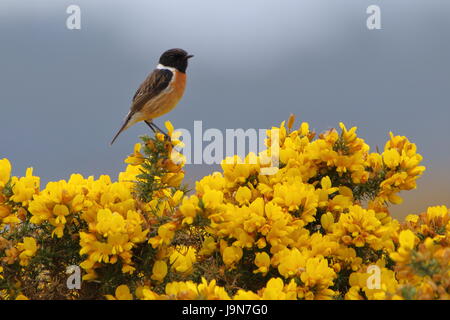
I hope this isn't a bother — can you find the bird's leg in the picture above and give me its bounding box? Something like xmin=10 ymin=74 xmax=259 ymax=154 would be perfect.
xmin=145 ymin=121 xmax=171 ymax=141
xmin=144 ymin=120 xmax=157 ymax=133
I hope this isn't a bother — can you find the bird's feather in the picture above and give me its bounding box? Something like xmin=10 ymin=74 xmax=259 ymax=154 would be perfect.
xmin=131 ymin=68 xmax=173 ymax=114
xmin=110 ymin=68 xmax=173 ymax=145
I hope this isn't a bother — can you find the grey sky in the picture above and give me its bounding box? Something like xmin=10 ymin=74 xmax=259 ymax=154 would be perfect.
xmin=1 ymin=0 xmax=449 ymax=218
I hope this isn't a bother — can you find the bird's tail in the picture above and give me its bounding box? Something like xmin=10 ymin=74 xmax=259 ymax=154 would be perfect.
xmin=110 ymin=113 xmax=132 ymax=145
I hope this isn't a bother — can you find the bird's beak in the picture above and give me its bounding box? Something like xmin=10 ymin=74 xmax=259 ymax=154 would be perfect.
xmin=186 ymin=54 xmax=194 ymax=59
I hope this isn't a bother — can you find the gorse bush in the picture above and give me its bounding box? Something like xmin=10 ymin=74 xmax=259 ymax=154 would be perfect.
xmin=0 ymin=116 xmax=448 ymax=300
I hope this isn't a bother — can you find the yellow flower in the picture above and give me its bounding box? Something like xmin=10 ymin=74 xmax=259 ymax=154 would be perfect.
xmin=15 ymin=294 xmax=29 ymax=300
xmin=199 ymin=236 xmax=217 ymax=256
xmin=202 ymin=187 xmax=224 ymax=210
xmin=51 ymin=204 xmax=70 ymax=238
xmin=276 ymin=248 xmax=306 ymax=278
xmin=331 ymin=205 xmax=396 ymax=251
xmin=399 ymin=229 xmax=416 ymax=250
xmin=320 ymin=176 xmax=338 ymax=194
xmin=195 ymin=172 xmax=225 ymax=194
xmin=320 ymin=212 xmax=334 ymax=231
xmin=233 ymin=290 xmax=261 ymax=300
xmin=118 ymin=163 xmax=141 ymax=184
xmin=272 ymin=180 xmax=318 ymax=223
xmin=256 ymin=237 xmax=267 ymax=249
xmin=169 ymin=246 xmax=196 ymax=275
xmin=151 ymin=260 xmax=168 ymax=282
xmin=0 ymin=158 xmax=11 ymax=188
xmin=163 ymin=278 xmax=230 ymax=300
xmin=96 ymin=209 xmax=126 ymax=237
xmin=260 ymin=278 xmax=297 ymax=300
xmin=155 ymin=132 xmax=166 ymax=141
xmin=125 ymin=143 xmax=144 ymax=166
xmin=197 ymin=278 xmax=231 ymax=300
xmin=345 ymin=286 xmax=364 ymax=300
xmin=165 ymin=280 xmax=198 ymax=299
xmin=299 ymin=257 xmax=336 ymax=299
xmin=261 ymin=278 xmax=285 ymax=300
xmin=222 ymin=246 xmax=243 ymax=266
xmin=149 ymin=222 xmax=176 ymax=248
xmin=0 ymin=205 xmax=11 ymax=219
xmin=18 ymin=237 xmax=38 ymax=266
xmin=405 ymin=214 xmax=419 ymax=224
xmin=299 ymin=121 xmax=309 ymax=136
xmin=179 ymin=195 xmax=199 ymax=225
xmin=106 ymin=285 xmax=133 ymax=300
xmin=136 ymin=286 xmax=161 ymax=300
xmin=426 ymin=205 xmax=448 ymax=220
xmin=390 ymin=230 xmax=417 ymax=263
xmin=10 ymin=168 xmax=40 ymax=205
xmin=253 ymin=252 xmax=271 ymax=275
xmin=382 ymin=149 xmax=401 ymax=169
xmin=165 ymin=121 xmax=175 ymax=137
xmin=221 ymin=156 xmax=258 ymax=186
xmin=347 ymin=265 xmax=399 ymax=300
xmin=235 ymin=186 xmax=252 ymax=205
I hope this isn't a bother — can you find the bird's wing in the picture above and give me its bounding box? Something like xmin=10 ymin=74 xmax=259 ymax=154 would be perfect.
xmin=130 ymin=68 xmax=173 ymax=114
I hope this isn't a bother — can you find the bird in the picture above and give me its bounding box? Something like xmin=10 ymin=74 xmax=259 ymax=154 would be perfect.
xmin=110 ymin=48 xmax=193 ymax=145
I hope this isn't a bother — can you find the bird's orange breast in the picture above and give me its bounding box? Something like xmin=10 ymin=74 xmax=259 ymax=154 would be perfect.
xmin=169 ymin=71 xmax=187 ymax=105
xmin=140 ymin=71 xmax=187 ymax=120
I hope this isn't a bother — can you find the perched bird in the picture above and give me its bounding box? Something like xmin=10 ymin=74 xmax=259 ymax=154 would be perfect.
xmin=110 ymin=48 xmax=193 ymax=145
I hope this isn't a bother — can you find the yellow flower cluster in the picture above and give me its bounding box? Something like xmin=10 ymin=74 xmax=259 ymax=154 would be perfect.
xmin=3 ymin=237 xmax=38 ymax=267
xmin=0 ymin=123 xmax=188 ymax=299
xmin=0 ymin=117 xmax=448 ymax=300
xmin=345 ymin=261 xmax=399 ymax=300
xmin=344 ymin=205 xmax=450 ymax=300
xmin=138 ymin=277 xmax=231 ymax=300
xmin=0 ymin=159 xmax=39 ymax=225
xmin=329 ymin=205 xmax=398 ymax=251
xmin=378 ymin=133 xmax=426 ymax=204
xmin=175 ymin=116 xmax=431 ymax=299
xmin=390 ymin=206 xmax=450 ymax=299
xmin=123 ymin=277 xmax=301 ymax=300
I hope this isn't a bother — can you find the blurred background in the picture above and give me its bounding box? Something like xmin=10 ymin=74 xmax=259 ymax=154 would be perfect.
xmin=0 ymin=0 xmax=448 ymax=219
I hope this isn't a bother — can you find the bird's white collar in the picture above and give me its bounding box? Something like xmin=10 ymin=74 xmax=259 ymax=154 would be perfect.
xmin=156 ymin=64 xmax=177 ymax=72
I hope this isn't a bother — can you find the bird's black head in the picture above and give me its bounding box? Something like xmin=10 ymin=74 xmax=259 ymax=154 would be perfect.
xmin=159 ymin=48 xmax=193 ymax=73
